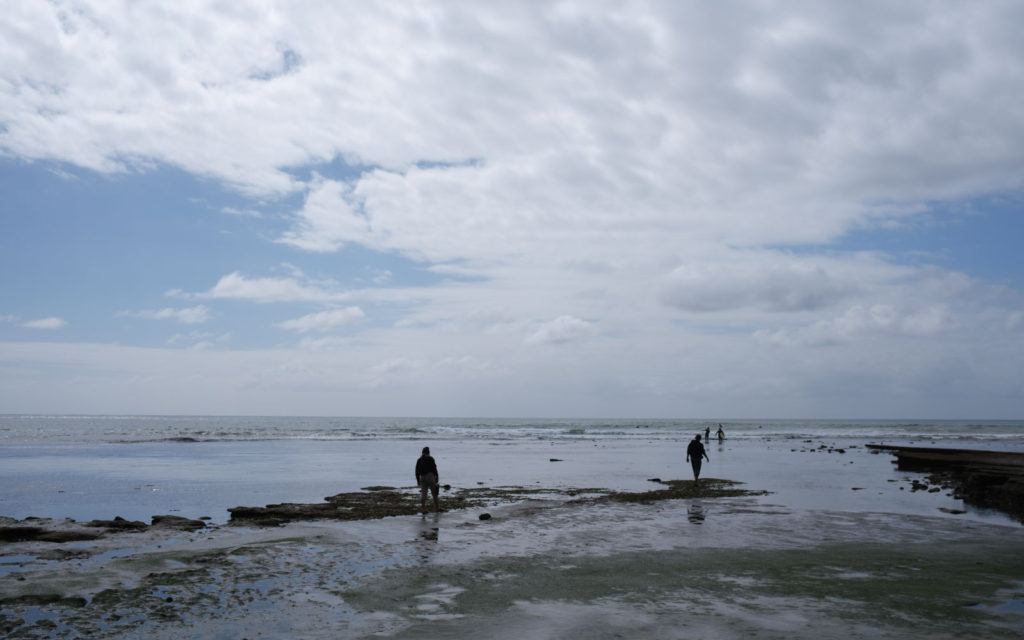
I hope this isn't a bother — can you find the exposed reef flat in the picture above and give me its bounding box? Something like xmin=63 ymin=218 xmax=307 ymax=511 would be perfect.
xmin=226 ymin=479 xmax=766 ymax=526
xmin=868 ymin=445 xmax=1024 ymax=523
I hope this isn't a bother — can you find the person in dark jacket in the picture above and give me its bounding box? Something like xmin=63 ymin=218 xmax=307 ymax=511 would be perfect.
xmin=415 ymin=446 xmax=440 ymax=513
xmin=686 ymin=435 xmax=710 ymax=486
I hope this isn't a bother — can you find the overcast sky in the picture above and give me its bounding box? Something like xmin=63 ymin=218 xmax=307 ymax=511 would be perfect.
xmin=2 ymin=1 xmax=1023 ymax=418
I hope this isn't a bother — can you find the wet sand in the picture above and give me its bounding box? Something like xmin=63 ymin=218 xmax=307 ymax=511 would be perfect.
xmin=3 ymin=438 xmax=1024 ymax=638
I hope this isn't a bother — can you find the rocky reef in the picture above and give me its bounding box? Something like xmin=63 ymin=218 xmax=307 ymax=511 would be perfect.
xmin=868 ymin=445 xmax=1024 ymax=523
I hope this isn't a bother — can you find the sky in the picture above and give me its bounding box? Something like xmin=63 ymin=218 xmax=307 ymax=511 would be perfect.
xmin=1 ymin=1 xmax=1023 ymax=419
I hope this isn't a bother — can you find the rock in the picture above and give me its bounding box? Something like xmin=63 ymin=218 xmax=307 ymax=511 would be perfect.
xmin=868 ymin=444 xmax=1024 ymax=523
xmin=36 ymin=530 xmax=102 ymax=543
xmin=479 ymin=513 xmax=492 ymax=520
xmin=150 ymin=515 xmax=206 ymax=531
xmin=0 ymin=525 xmax=102 ymax=543
xmin=86 ymin=516 xmax=148 ymax=531
xmin=549 ymin=458 xmax=563 ymax=462
xmin=229 ymin=489 xmax=421 ymax=526
xmin=0 ymin=526 xmax=46 ymax=542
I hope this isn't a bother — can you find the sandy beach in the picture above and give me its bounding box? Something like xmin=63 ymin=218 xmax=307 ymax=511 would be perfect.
xmin=3 ymin=427 xmax=1024 ymax=638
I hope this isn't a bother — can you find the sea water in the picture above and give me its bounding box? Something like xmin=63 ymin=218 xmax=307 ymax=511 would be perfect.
xmin=1 ymin=415 xmax=1022 ymax=524
xmin=3 ymin=415 xmax=1024 ymax=638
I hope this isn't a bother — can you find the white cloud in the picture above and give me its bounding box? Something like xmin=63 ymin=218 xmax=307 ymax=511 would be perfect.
xmin=660 ymin=260 xmax=858 ymax=313
xmin=119 ymin=305 xmax=212 ymax=325
xmin=221 ymin=206 xmax=263 ymax=218
xmin=2 ymin=3 xmax=1024 ymax=416
xmin=525 ymin=316 xmax=598 ymax=346
xmin=755 ymin=304 xmax=958 ymax=347
xmin=189 ymin=272 xmax=346 ymax=304
xmin=0 ymin=314 xmax=19 ymax=323
xmin=22 ymin=317 xmax=66 ymax=329
xmin=277 ymin=176 xmax=370 ymax=252
xmin=276 ymin=307 xmax=365 ymax=332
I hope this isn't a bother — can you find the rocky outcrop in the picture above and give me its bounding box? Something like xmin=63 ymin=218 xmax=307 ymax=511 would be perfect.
xmin=228 ymin=490 xmax=422 ymax=526
xmin=0 ymin=526 xmax=102 ymax=543
xmin=868 ymin=445 xmax=1024 ymax=523
xmin=150 ymin=515 xmax=207 ymax=531
xmin=0 ymin=514 xmax=205 ymax=545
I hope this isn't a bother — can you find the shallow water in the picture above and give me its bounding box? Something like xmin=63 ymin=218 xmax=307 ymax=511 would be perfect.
xmin=19 ymin=490 xmax=1015 ymax=640
xmin=2 ymin=419 xmax=1024 ymax=638
xmin=0 ymin=433 xmax=1014 ymax=526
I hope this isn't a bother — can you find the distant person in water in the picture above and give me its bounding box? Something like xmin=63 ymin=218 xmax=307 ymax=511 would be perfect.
xmin=717 ymin=424 xmax=725 ymax=441
xmin=415 ymin=446 xmax=440 ymax=513
xmin=705 ymin=426 xmax=710 ymax=441
xmin=686 ymin=434 xmax=710 ymax=486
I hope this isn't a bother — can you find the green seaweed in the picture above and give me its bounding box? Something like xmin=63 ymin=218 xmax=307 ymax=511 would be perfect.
xmin=0 ymin=593 xmax=87 ymax=608
xmin=599 ymin=478 xmax=770 ymax=503
xmin=228 ymin=480 xmax=768 ymax=526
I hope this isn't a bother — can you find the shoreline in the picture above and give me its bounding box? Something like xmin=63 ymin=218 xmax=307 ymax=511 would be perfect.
xmin=867 ymin=444 xmax=1024 ymax=523
xmin=4 ymin=442 xmax=1024 ymax=638
xmin=4 ymin=488 xmax=1024 ymax=638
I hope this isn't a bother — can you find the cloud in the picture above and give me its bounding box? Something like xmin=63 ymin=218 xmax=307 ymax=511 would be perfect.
xmin=3 ymin=3 xmax=1024 ymax=417
xmin=660 ymin=260 xmax=857 ymax=313
xmin=188 ymin=272 xmax=346 ymax=304
xmin=276 ymin=307 xmax=366 ymax=332
xmin=277 ymin=176 xmax=370 ymax=252
xmin=119 ymin=305 xmax=212 ymax=325
xmin=6 ymin=3 xmax=1023 ymax=234
xmin=22 ymin=317 xmax=66 ymax=329
xmin=525 ymin=315 xmax=598 ymax=346
xmin=755 ymin=304 xmax=958 ymax=347
xmin=220 ymin=206 xmax=263 ymax=218
xmin=0 ymin=314 xmax=19 ymax=323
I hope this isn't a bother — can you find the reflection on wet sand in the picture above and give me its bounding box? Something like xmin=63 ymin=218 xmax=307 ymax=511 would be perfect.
xmin=687 ymin=502 xmax=706 ymax=524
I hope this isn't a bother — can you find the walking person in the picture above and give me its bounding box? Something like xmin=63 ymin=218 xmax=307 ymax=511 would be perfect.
xmin=686 ymin=434 xmax=710 ymax=486
xmin=415 ymin=446 xmax=441 ymax=513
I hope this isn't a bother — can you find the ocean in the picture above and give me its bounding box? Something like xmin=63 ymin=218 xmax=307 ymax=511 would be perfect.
xmin=2 ymin=415 xmax=1023 ymax=525
xmin=2 ymin=416 xmax=1024 ymax=638
xmin=5 ymin=415 xmax=1024 ymax=446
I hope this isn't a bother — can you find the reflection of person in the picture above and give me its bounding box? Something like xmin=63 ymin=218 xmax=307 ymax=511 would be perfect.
xmin=717 ymin=424 xmax=725 ymax=441
xmin=415 ymin=446 xmax=440 ymax=513
xmin=686 ymin=435 xmax=710 ymax=486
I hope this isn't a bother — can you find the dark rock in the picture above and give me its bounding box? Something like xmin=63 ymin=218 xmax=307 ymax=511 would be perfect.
xmin=36 ymin=530 xmax=103 ymax=543
xmin=0 ymin=526 xmax=46 ymax=543
xmin=150 ymin=515 xmax=206 ymax=531
xmin=229 ymin=489 xmax=421 ymax=526
xmin=868 ymin=444 xmax=1024 ymax=523
xmin=479 ymin=513 xmax=492 ymax=520
xmin=87 ymin=516 xmax=148 ymax=531
xmin=549 ymin=458 xmax=563 ymax=462
xmin=0 ymin=526 xmax=102 ymax=543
